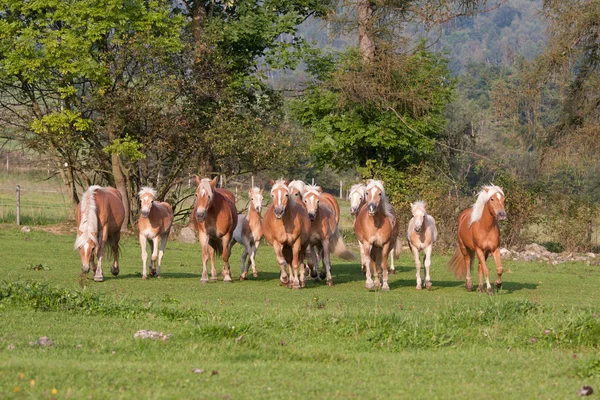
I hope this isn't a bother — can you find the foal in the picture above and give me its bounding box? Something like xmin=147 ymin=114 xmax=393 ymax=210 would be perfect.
xmin=407 ymin=201 xmax=438 ymax=290
xmin=138 ymin=187 xmax=174 ymax=279
xmin=228 ymin=187 xmax=263 ymax=280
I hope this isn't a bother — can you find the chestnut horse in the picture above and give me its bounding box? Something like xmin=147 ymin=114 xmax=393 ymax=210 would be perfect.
xmin=448 ymin=185 xmax=507 ymax=294
xmin=138 ymin=187 xmax=174 ymax=280
xmin=192 ymin=176 xmax=238 ymax=283
xmin=228 ymin=187 xmax=263 ymax=280
xmin=289 ymin=180 xmax=340 ymax=224
xmin=303 ymin=185 xmax=354 ymax=286
xmin=263 ymin=179 xmax=311 ymax=289
xmin=407 ymin=201 xmax=438 ymax=290
xmin=74 ymin=185 xmax=125 ymax=282
xmin=353 ymin=180 xmax=399 ymax=290
xmin=349 ymin=183 xmax=398 ymax=274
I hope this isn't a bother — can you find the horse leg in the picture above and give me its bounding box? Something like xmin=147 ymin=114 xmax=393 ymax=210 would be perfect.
xmin=240 ymin=246 xmax=248 ymax=280
xmin=362 ymin=242 xmax=374 ymax=289
xmin=292 ymin=239 xmax=303 ymax=289
xmin=475 ymin=248 xmax=493 ymax=295
xmin=139 ymin=233 xmax=148 ymax=280
xmin=372 ymin=248 xmax=381 ymax=289
xmin=90 ymin=252 xmax=96 ymax=274
xmin=250 ymin=241 xmax=259 ymax=278
xmin=492 ymin=248 xmax=503 ymax=289
xmin=319 ymin=247 xmax=327 ymax=281
xmin=381 ymin=244 xmax=390 ymax=291
xmin=150 ymin=236 xmax=160 ymax=277
xmin=273 ymin=242 xmax=288 ymax=285
xmin=322 ymin=241 xmax=333 ymax=286
xmin=94 ymin=228 xmax=109 ymax=282
xmin=110 ymin=231 xmax=121 ymax=277
xmin=461 ymin=244 xmax=473 ymax=292
xmin=424 ymin=245 xmax=433 ymax=290
xmin=221 ymin=234 xmax=233 ymax=283
xmin=357 ymin=240 xmax=366 ymax=274
xmin=209 ymin=246 xmax=218 ymax=281
xmin=156 ymin=232 xmax=169 ymax=278
xmin=198 ymin=232 xmax=210 ymax=283
xmin=411 ymin=244 xmax=422 ymax=290
xmin=389 ymin=251 xmax=395 ymax=275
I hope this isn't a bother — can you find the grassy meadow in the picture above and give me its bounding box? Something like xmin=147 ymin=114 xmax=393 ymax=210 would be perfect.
xmin=0 ymin=224 xmax=599 ymax=399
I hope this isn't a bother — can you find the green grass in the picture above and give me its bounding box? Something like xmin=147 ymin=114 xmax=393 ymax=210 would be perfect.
xmin=0 ymin=226 xmax=599 ymax=399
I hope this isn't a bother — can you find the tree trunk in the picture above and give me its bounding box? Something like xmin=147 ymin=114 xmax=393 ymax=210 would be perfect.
xmin=358 ymin=0 xmax=375 ymax=64
xmin=191 ymin=1 xmax=206 ymax=65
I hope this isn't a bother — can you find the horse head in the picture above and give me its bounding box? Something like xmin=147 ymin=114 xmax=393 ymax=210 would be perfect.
xmin=270 ymin=179 xmax=290 ymax=219
xmin=349 ymin=184 xmax=366 ymax=216
xmin=195 ymin=176 xmax=218 ymax=222
xmin=365 ymin=179 xmax=385 ymax=216
xmin=75 ymin=233 xmax=97 ymax=273
xmin=411 ymin=201 xmax=427 ymax=233
xmin=138 ymin=186 xmax=157 ymax=218
xmin=485 ymin=187 xmax=507 ymax=221
xmin=249 ymin=187 xmax=263 ymax=213
xmin=288 ymin=180 xmax=306 ymax=202
xmin=303 ymin=185 xmax=322 ymax=221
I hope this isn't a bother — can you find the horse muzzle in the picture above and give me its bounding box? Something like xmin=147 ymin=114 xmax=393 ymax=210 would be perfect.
xmin=274 ymin=206 xmax=285 ymax=219
xmin=141 ymin=210 xmax=150 ymax=218
xmin=255 ymin=205 xmax=262 ymax=213
xmin=497 ymin=211 xmax=507 ymax=221
xmin=367 ymin=203 xmax=377 ymax=215
xmin=81 ymin=264 xmax=90 ymax=273
xmin=350 ymin=206 xmax=358 ymax=215
xmin=196 ymin=210 xmax=207 ymax=222
xmin=308 ymin=212 xmax=316 ymax=221
xmin=414 ymin=225 xmax=422 ymax=233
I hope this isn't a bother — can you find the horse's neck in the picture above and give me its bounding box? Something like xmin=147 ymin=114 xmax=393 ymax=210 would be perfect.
xmin=248 ymin=205 xmax=261 ymax=228
xmin=478 ymin=205 xmax=496 ymax=230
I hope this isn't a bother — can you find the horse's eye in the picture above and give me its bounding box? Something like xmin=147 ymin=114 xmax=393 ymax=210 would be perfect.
xmin=285 ymin=193 xmax=289 ymax=198
xmin=491 ymin=198 xmax=495 ymax=202
xmin=379 ymin=193 xmax=382 ymax=196
xmin=304 ymin=200 xmax=307 ymax=203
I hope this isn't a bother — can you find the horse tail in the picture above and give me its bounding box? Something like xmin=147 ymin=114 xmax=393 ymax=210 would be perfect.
xmin=209 ymin=237 xmax=223 ymax=256
xmin=329 ymin=228 xmax=355 ymax=260
xmin=448 ymin=247 xmax=468 ymax=279
xmin=393 ymin=235 xmax=402 ymax=257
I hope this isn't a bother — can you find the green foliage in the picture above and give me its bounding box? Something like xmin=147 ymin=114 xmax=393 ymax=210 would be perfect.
xmin=103 ymin=135 xmax=146 ymax=162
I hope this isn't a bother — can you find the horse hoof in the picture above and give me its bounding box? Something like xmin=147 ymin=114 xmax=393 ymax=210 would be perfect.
xmin=111 ymin=267 xmax=119 ymax=276
xmin=365 ymin=282 xmax=374 ymax=290
xmin=486 ymin=287 xmax=494 ymax=296
xmin=200 ymin=278 xmax=209 ymax=284
xmin=389 ymin=269 xmax=396 ymax=275
xmin=292 ymin=284 xmax=301 ymax=290
xmin=319 ymin=272 xmax=326 ymax=280
xmin=494 ymin=281 xmax=502 ymax=289
xmin=425 ymin=281 xmax=432 ymax=290
xmin=94 ymin=276 xmax=104 ymax=282
xmin=466 ymin=282 xmax=473 ymax=292
xmin=156 ymin=275 xmax=161 ymax=279
xmin=210 ymin=277 xmax=218 ymax=281
xmin=149 ymin=269 xmax=156 ymax=277
xmin=326 ymin=281 xmax=333 ymax=287
xmin=253 ymin=272 xmax=258 ymax=278
xmin=477 ymin=285 xmax=485 ymax=293
xmin=416 ymin=285 xmax=422 ymax=290
xmin=239 ymin=276 xmax=246 ymax=281
xmin=382 ymin=285 xmax=390 ymax=291
xmin=223 ymin=277 xmax=232 ymax=283
xmin=142 ymin=276 xmax=147 ymax=280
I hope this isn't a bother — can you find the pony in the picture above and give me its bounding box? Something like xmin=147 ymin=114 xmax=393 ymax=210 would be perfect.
xmin=302 ymin=185 xmax=354 ymax=286
xmin=228 ymin=187 xmax=263 ymax=280
xmin=289 ymin=180 xmax=340 ymax=224
xmin=349 ymin=183 xmax=398 ymax=274
xmin=353 ymin=179 xmax=399 ymax=290
xmin=262 ymin=179 xmax=311 ymax=289
xmin=407 ymin=201 xmax=438 ymax=290
xmin=137 ymin=187 xmax=174 ymax=280
xmin=191 ymin=176 xmax=238 ymax=283
xmin=74 ymin=185 xmax=125 ymax=282
xmin=448 ymin=185 xmax=507 ymax=294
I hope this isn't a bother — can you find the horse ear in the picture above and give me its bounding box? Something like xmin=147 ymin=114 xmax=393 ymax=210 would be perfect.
xmin=195 ymin=176 xmax=201 ymax=186
xmin=270 ymin=179 xmax=275 ymax=186
xmin=284 ymin=179 xmax=290 ymax=186
xmin=316 ymin=186 xmax=323 ymax=193
xmin=260 ymin=189 xmax=264 ymax=194
xmin=209 ymin=177 xmax=218 ymax=188
xmin=483 ymin=187 xmax=489 ymax=193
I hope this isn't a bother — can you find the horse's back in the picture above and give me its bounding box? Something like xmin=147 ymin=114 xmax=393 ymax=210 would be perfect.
xmin=216 ymin=188 xmax=236 ymax=206
xmin=96 ymin=187 xmax=125 ymax=232
xmin=320 ymin=193 xmax=340 ymax=224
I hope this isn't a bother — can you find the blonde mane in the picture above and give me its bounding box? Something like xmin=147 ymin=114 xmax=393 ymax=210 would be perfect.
xmin=470 ymin=185 xmax=504 ymax=225
xmin=365 ymin=179 xmax=396 ymax=226
xmin=198 ymin=178 xmax=214 ymax=198
xmin=288 ymin=180 xmax=306 ymax=195
xmin=303 ymin=184 xmax=321 ymax=199
xmin=348 ymin=183 xmax=366 ymax=199
xmin=411 ymin=200 xmax=427 ymax=215
xmin=74 ymin=185 xmax=101 ymax=249
xmin=138 ymin=186 xmax=157 ymax=199
xmin=271 ymin=179 xmax=289 ymax=193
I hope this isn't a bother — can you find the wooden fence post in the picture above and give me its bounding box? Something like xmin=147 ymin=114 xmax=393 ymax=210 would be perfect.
xmin=16 ymin=184 xmax=20 ymax=226
xmin=339 ymin=180 xmax=343 ymax=199
xmin=251 ymin=175 xmax=254 ymax=188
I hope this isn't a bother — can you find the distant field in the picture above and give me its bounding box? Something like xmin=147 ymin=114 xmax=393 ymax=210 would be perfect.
xmin=0 ymin=226 xmax=599 ymax=399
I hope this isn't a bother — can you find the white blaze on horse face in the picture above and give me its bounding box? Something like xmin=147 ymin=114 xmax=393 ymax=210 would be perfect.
xmin=140 ymin=194 xmax=153 ymax=215
xmin=306 ymin=194 xmax=318 ymax=214
xmin=350 ymin=192 xmax=362 ymax=209
xmin=496 ymin=193 xmax=501 ymax=200
xmin=414 ymin=209 xmax=425 ymax=231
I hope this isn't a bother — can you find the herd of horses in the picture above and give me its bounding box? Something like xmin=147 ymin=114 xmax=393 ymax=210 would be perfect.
xmin=74 ymin=177 xmax=507 ymax=294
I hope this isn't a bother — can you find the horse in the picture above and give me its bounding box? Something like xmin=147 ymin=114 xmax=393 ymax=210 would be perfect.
xmin=448 ymin=185 xmax=507 ymax=294
xmin=74 ymin=185 xmax=125 ymax=282
xmin=353 ymin=179 xmax=399 ymax=290
xmin=262 ymin=179 xmax=311 ymax=289
xmin=407 ymin=201 xmax=438 ymax=290
xmin=349 ymin=183 xmax=398 ymax=275
xmin=303 ymin=185 xmax=354 ymax=286
xmin=227 ymin=187 xmax=263 ymax=280
xmin=191 ymin=176 xmax=238 ymax=283
xmin=137 ymin=187 xmax=174 ymax=280
xmin=290 ymin=180 xmax=340 ymax=224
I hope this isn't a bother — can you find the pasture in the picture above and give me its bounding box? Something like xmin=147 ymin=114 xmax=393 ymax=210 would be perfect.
xmin=1 ymin=225 xmax=599 ymax=399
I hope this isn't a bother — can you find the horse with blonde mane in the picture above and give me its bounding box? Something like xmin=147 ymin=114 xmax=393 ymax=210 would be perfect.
xmin=192 ymin=176 xmax=238 ymax=283
xmin=448 ymin=185 xmax=507 ymax=294
xmin=228 ymin=187 xmax=263 ymax=280
xmin=289 ymin=180 xmax=340 ymax=224
xmin=74 ymin=185 xmax=125 ymax=282
xmin=303 ymin=185 xmax=354 ymax=286
xmin=353 ymin=179 xmax=399 ymax=290
xmin=349 ymin=183 xmax=399 ymax=275
xmin=137 ymin=187 xmax=174 ymax=280
xmin=407 ymin=201 xmax=438 ymax=290
xmin=263 ymin=179 xmax=311 ymax=289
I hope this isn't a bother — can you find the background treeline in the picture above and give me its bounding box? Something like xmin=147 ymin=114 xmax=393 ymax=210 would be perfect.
xmin=0 ymin=0 xmax=598 ymax=251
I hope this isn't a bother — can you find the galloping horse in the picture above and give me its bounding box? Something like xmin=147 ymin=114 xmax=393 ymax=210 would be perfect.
xmin=228 ymin=187 xmax=263 ymax=280
xmin=407 ymin=201 xmax=438 ymax=290
xmin=349 ymin=183 xmax=398 ymax=274
xmin=263 ymin=179 xmax=311 ymax=289
xmin=137 ymin=187 xmax=174 ymax=280
xmin=289 ymin=180 xmax=340 ymax=224
xmin=353 ymin=180 xmax=399 ymax=290
xmin=192 ymin=176 xmax=238 ymax=283
xmin=74 ymin=186 xmax=125 ymax=282
xmin=448 ymin=185 xmax=507 ymax=294
xmin=303 ymin=185 xmax=354 ymax=286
